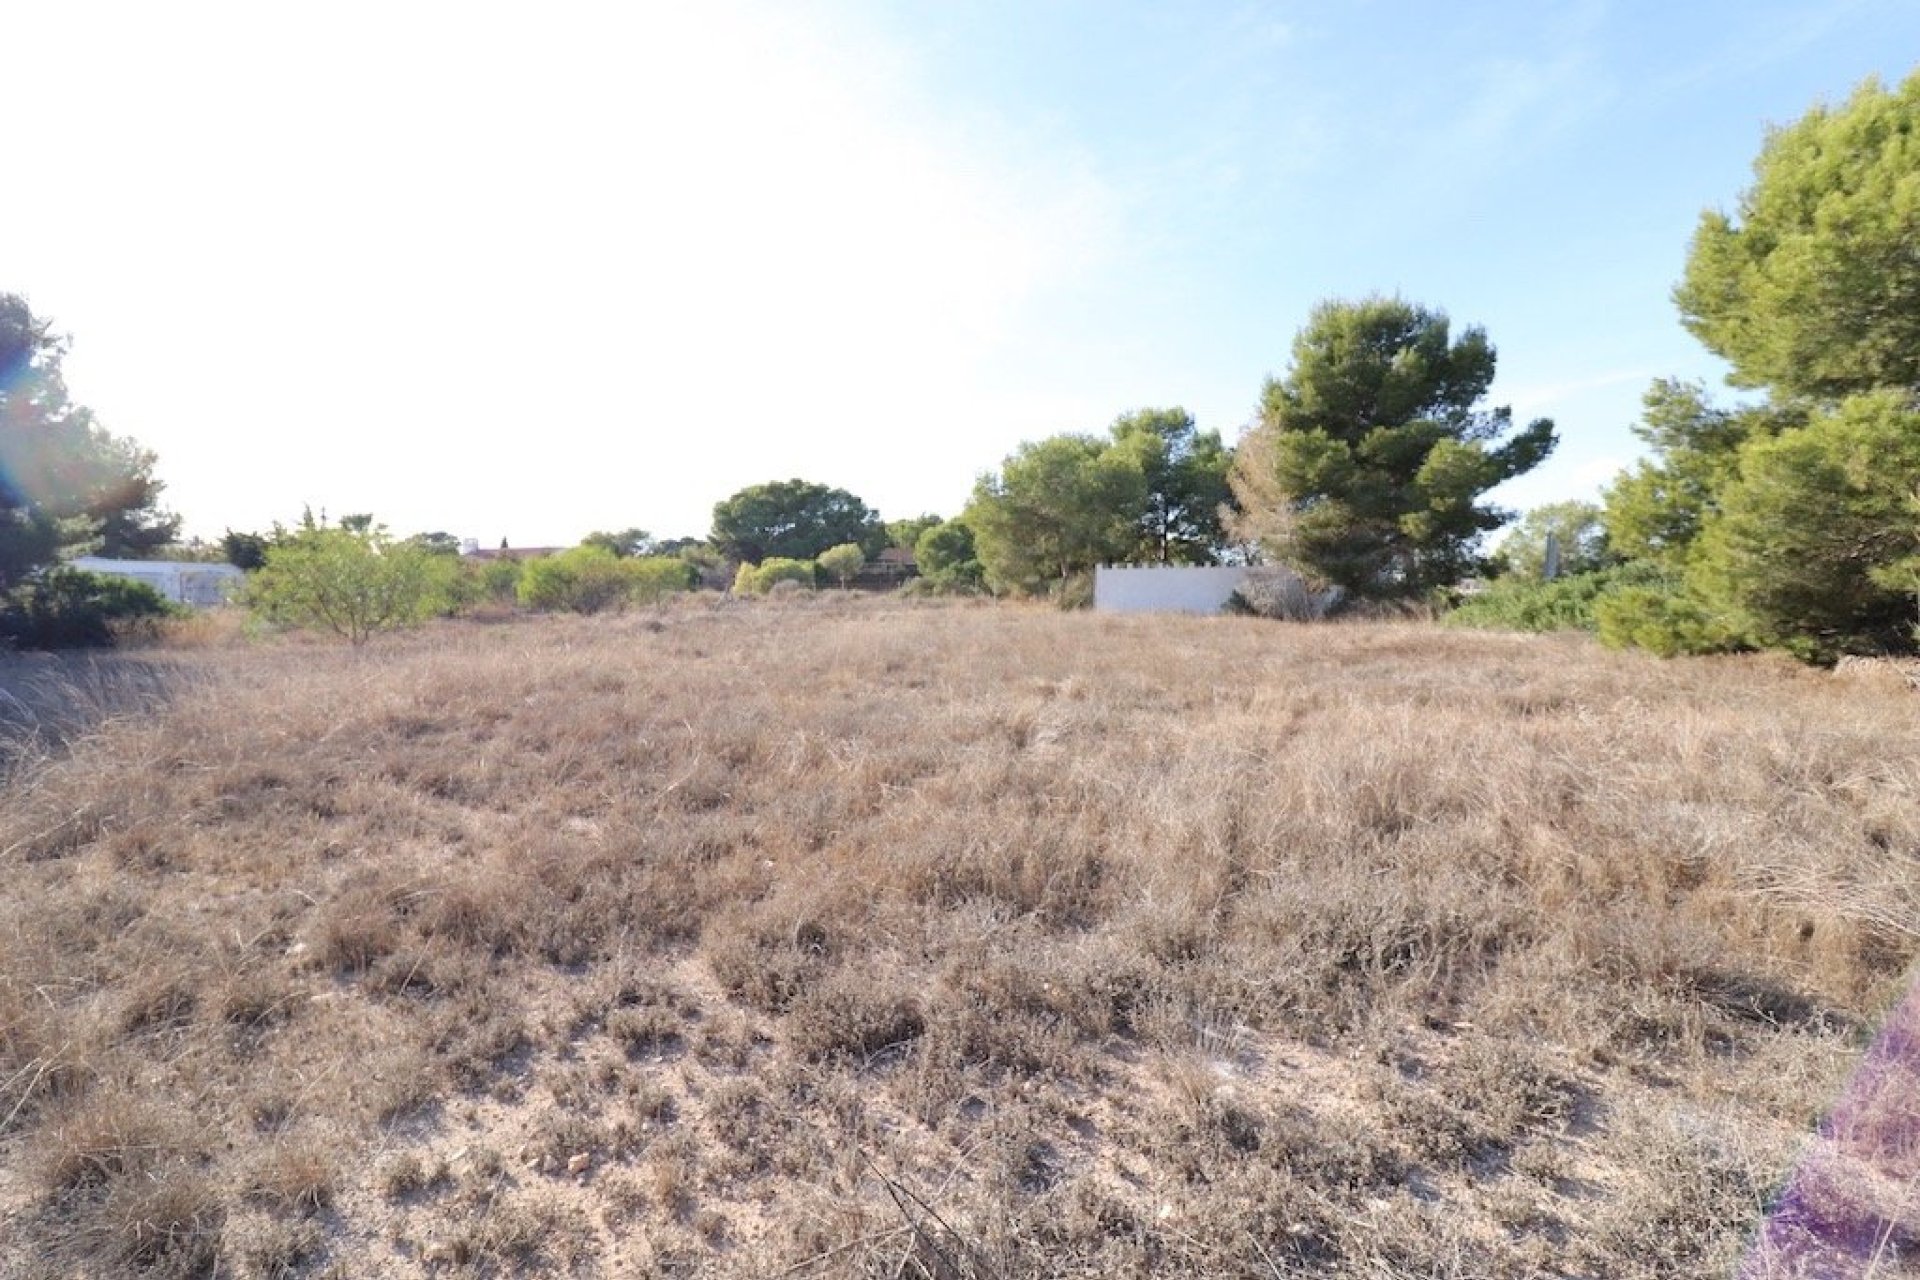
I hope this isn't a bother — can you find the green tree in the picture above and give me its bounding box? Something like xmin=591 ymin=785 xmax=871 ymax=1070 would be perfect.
xmin=710 ymin=480 xmax=884 ymax=564
xmin=1600 ymin=69 xmax=1920 ymax=661
xmin=817 ymin=542 xmax=865 ymax=589
xmin=247 ymin=524 xmax=455 ymax=644
xmin=221 ymin=529 xmax=272 ymax=571
xmin=965 ymin=435 xmax=1146 ymax=597
xmin=1690 ymin=391 xmax=1920 ymax=660
xmin=0 ymin=294 xmax=179 ymax=595
xmin=1106 ymin=408 xmax=1233 ymax=564
xmin=406 ymin=531 xmax=463 ymax=557
xmin=912 ymin=518 xmax=984 ymax=592
xmin=580 ymin=527 xmax=654 ymax=558
xmin=1601 ymin=381 xmax=1802 ymax=569
xmin=1494 ymin=501 xmax=1612 ymax=581
xmin=885 ymin=514 xmax=943 ymax=553
xmin=1228 ymin=297 xmax=1555 ymax=599
xmin=1676 ymin=70 xmax=1920 ymax=401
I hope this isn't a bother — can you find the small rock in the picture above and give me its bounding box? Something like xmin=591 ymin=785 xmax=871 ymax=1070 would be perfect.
xmin=423 ymin=1241 xmax=455 ymax=1265
xmin=567 ymin=1152 xmax=592 ymax=1176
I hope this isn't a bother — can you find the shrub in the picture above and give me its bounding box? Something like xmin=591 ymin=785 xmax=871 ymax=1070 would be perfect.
xmin=910 ymin=520 xmax=985 ymax=594
xmin=247 ymin=526 xmax=456 ymax=644
xmin=626 ymin=556 xmax=699 ymax=603
xmin=519 ymin=547 xmax=628 ymax=614
xmin=0 ymin=568 xmax=175 ymax=649
xmin=1445 ymin=564 xmax=1649 ymax=634
xmin=817 ymin=543 xmax=865 ymax=589
xmin=1225 ymin=568 xmax=1342 ymax=621
xmin=518 ymin=548 xmax=692 ymax=614
xmin=1594 ymin=583 xmax=1744 ymax=657
xmin=732 ymin=558 xmax=818 ymax=595
xmin=477 ymin=556 xmax=523 ymax=604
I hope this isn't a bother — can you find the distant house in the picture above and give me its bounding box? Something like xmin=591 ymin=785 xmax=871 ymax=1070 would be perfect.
xmin=68 ymin=557 xmax=245 ymax=607
xmin=859 ymin=547 xmax=918 ymax=589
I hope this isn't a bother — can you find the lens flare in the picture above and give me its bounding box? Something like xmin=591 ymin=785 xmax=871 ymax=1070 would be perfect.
xmin=1742 ymin=970 xmax=1920 ymax=1276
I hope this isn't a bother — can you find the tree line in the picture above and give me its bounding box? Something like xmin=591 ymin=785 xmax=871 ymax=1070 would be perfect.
xmin=4 ymin=66 xmax=1917 ymax=660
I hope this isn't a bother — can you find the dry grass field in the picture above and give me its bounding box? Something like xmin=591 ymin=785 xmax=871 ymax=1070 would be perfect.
xmin=2 ymin=595 xmax=1917 ymax=1278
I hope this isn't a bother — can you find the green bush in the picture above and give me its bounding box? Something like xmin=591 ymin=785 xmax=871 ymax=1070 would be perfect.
xmin=1445 ymin=567 xmax=1634 ymax=634
xmin=817 ymin=543 xmax=865 ymax=589
xmin=1594 ymin=585 xmax=1744 ymax=657
xmin=626 ymin=556 xmax=699 ymax=603
xmin=731 ymin=558 xmax=817 ymax=595
xmin=0 ymin=568 xmax=176 ymax=649
xmin=248 ymin=528 xmax=457 ymax=644
xmin=1446 ymin=562 xmax=1745 ymax=655
xmin=909 ymin=520 xmax=984 ymax=594
xmin=476 ymin=557 xmax=523 ymax=604
xmin=517 ymin=548 xmax=694 ymax=614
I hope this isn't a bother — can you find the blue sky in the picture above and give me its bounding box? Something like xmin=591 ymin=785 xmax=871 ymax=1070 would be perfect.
xmin=7 ymin=1 xmax=1919 ymax=547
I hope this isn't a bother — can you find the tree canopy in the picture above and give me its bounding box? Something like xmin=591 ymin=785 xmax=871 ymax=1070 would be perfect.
xmin=1105 ymin=408 xmax=1232 ymax=565
xmin=1494 ymin=500 xmax=1612 ymax=581
xmin=913 ymin=518 xmax=984 ymax=592
xmin=710 ymin=480 xmax=885 ymax=564
xmin=817 ymin=542 xmax=865 ymax=588
xmin=885 ymin=514 xmax=943 ymax=553
xmin=966 ymin=435 xmax=1145 ymax=596
xmin=962 ymin=407 xmax=1231 ymax=599
xmin=1229 ymin=297 xmax=1555 ymax=599
xmin=1676 ymin=70 xmax=1920 ymax=401
xmin=1593 ymin=69 xmax=1920 ymax=661
xmin=246 ymin=522 xmax=456 ymax=644
xmin=580 ymin=527 xmax=655 ymax=558
xmin=1688 ymin=392 xmax=1920 ymax=661
xmin=1 ymin=294 xmax=177 ymax=595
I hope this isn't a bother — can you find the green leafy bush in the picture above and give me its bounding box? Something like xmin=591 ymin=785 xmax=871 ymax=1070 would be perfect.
xmin=1593 ymin=584 xmax=1743 ymax=657
xmin=731 ymin=558 xmax=817 ymax=595
xmin=0 ymin=568 xmax=175 ymax=649
xmin=626 ymin=556 xmax=699 ymax=603
xmin=517 ymin=548 xmax=695 ymax=614
xmin=907 ymin=520 xmax=985 ymax=595
xmin=1446 ymin=563 xmax=1745 ymax=655
xmin=248 ymin=527 xmax=457 ymax=644
xmin=476 ymin=557 xmax=523 ymax=604
xmin=1446 ymin=566 xmax=1632 ymax=634
xmin=817 ymin=543 xmax=865 ymax=589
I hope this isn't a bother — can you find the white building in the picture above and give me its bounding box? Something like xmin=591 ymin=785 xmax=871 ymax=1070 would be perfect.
xmin=68 ymin=557 xmax=245 ymax=607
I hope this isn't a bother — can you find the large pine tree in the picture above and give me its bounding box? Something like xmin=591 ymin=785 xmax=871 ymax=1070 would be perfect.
xmin=1229 ymin=296 xmax=1555 ymax=600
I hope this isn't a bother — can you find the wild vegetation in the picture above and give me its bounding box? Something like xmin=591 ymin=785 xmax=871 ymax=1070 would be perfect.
xmin=2 ymin=597 xmax=1915 ymax=1277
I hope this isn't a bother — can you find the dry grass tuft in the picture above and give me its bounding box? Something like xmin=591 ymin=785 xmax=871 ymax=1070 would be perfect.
xmin=2 ymin=599 xmax=1916 ymax=1275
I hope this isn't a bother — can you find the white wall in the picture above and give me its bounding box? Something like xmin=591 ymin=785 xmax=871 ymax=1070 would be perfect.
xmin=68 ymin=557 xmax=245 ymax=607
xmin=1093 ymin=565 xmax=1251 ymax=615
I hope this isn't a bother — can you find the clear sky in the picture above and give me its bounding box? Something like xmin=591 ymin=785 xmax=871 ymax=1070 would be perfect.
xmin=8 ymin=2 xmax=1919 ymax=547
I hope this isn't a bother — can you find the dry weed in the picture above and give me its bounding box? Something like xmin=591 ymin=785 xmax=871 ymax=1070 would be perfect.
xmin=1 ymin=600 xmax=1914 ymax=1275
